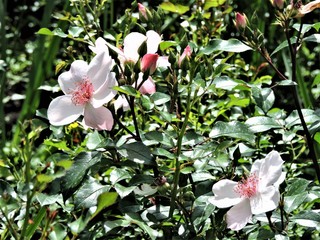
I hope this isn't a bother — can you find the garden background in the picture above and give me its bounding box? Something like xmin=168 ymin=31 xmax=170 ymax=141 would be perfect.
xmin=1 ymin=0 xmax=320 ymax=239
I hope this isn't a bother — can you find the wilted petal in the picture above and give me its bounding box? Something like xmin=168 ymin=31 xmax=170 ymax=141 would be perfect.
xmin=250 ymin=186 xmax=280 ymax=215
xmin=123 ymin=32 xmax=147 ymax=62
xmin=146 ymin=30 xmax=161 ymax=54
xmin=89 ymin=37 xmax=109 ymax=55
xmin=47 ymin=95 xmax=83 ymax=126
xmin=58 ymin=60 xmax=88 ymax=94
xmin=87 ymin=52 xmax=114 ymax=90
xmin=92 ymin=72 xmax=118 ymax=108
xmin=209 ymin=179 xmax=242 ymax=208
xmin=227 ymin=199 xmax=252 ymax=231
xmin=251 ymin=150 xmax=284 ymax=188
xmin=83 ymin=104 xmax=114 ymax=130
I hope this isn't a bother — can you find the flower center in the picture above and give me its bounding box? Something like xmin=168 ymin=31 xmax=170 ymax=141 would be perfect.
xmin=71 ymin=77 xmax=94 ymax=105
xmin=234 ymin=174 xmax=258 ymax=198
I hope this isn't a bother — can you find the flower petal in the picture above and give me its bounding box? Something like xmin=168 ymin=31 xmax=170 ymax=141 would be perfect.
xmin=146 ymin=30 xmax=161 ymax=54
xmin=156 ymin=56 xmax=171 ymax=69
xmin=209 ymin=179 xmax=242 ymax=208
xmin=114 ymin=95 xmax=130 ymax=111
xmin=134 ymin=184 xmax=158 ymax=196
xmin=87 ymin=51 xmax=114 ymax=91
xmin=89 ymin=37 xmax=109 ymax=55
xmin=92 ymin=72 xmax=118 ymax=108
xmin=83 ymin=104 xmax=114 ymax=130
xmin=250 ymin=186 xmax=280 ymax=215
xmin=226 ymin=199 xmax=252 ymax=231
xmin=251 ymin=150 xmax=284 ymax=187
xmin=136 ymin=73 xmax=156 ymax=95
xmin=58 ymin=60 xmax=88 ymax=94
xmin=47 ymin=95 xmax=83 ymax=126
xmin=123 ymin=32 xmax=147 ymax=62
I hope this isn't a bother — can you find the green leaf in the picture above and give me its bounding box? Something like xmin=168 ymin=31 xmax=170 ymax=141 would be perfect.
xmin=118 ymin=142 xmax=155 ymax=165
xmin=68 ymin=26 xmax=83 ymax=38
xmin=209 ymin=121 xmax=255 ymax=144
xmin=292 ymin=211 xmax=320 ymax=230
xmin=144 ymin=131 xmax=174 ymax=147
xmin=110 ymin=168 xmax=132 ymax=184
xmin=213 ymin=76 xmax=248 ymax=91
xmin=286 ymin=178 xmax=310 ymax=196
xmin=91 ymin=192 xmax=118 ymax=219
xmin=74 ymin=177 xmax=111 ymax=208
xmin=113 ymin=85 xmax=140 ymax=97
xmin=200 ymin=39 xmax=252 ymax=54
xmin=60 ymin=152 xmax=102 ymax=194
xmin=313 ymin=22 xmax=320 ymax=31
xmin=52 ymin=28 xmax=68 ymax=38
xmin=159 ymin=2 xmax=189 ymax=14
xmin=159 ymin=41 xmax=178 ymax=51
xmin=245 ymin=116 xmax=282 ymax=133
xmin=284 ymin=192 xmax=308 ymax=213
xmin=304 ymin=34 xmax=320 ymax=43
xmin=271 ymin=37 xmax=297 ymax=56
xmin=26 ymin=206 xmax=46 ymax=239
xmin=204 ymin=0 xmax=227 ymax=10
xmin=150 ymin=92 xmax=171 ymax=105
xmin=36 ymin=27 xmax=54 ymax=36
xmin=114 ymin=183 xmax=136 ymax=198
xmin=251 ymin=87 xmax=275 ymax=112
xmin=44 ymin=139 xmax=71 ymax=152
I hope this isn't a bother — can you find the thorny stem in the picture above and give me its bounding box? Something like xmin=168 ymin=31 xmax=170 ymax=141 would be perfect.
xmin=284 ymin=20 xmax=320 ymax=182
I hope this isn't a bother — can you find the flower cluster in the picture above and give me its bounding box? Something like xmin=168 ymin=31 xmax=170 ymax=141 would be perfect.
xmin=48 ymin=28 xmax=170 ymax=129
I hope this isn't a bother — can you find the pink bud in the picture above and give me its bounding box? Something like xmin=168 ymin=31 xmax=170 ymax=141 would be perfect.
xmin=138 ymin=3 xmax=148 ymax=20
xmin=141 ymin=53 xmax=159 ymax=74
xmin=235 ymin=12 xmax=247 ymax=30
xmin=272 ymin=0 xmax=284 ymax=9
xmin=178 ymin=45 xmax=192 ymax=67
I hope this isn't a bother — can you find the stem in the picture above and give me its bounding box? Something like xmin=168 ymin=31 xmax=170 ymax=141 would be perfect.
xmin=169 ymin=85 xmax=192 ymax=218
xmin=128 ymin=96 xmax=141 ymax=141
xmin=284 ymin=20 xmax=320 ymax=182
xmin=0 ymin=207 xmax=19 ymax=240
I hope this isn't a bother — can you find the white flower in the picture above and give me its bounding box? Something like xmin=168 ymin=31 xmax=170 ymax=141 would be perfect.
xmin=47 ymin=51 xmax=117 ymax=130
xmin=209 ymin=150 xmax=285 ymax=231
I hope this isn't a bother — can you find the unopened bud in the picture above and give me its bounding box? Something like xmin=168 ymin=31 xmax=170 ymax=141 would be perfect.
xmin=235 ymin=12 xmax=248 ymax=30
xmin=141 ymin=53 xmax=159 ymax=74
xmin=178 ymin=45 xmax=192 ymax=68
xmin=272 ymin=0 xmax=284 ymax=9
xmin=138 ymin=3 xmax=148 ymax=20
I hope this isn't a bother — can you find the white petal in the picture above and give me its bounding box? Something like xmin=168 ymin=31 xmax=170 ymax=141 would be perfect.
xmin=209 ymin=179 xmax=242 ymax=208
xmin=83 ymin=104 xmax=114 ymax=130
xmin=146 ymin=30 xmax=161 ymax=54
xmin=92 ymin=72 xmax=118 ymax=108
xmin=227 ymin=199 xmax=252 ymax=231
xmin=114 ymin=95 xmax=130 ymax=111
xmin=250 ymin=186 xmax=280 ymax=215
xmin=58 ymin=60 xmax=88 ymax=94
xmin=134 ymin=184 xmax=158 ymax=196
xmin=157 ymin=56 xmax=171 ymax=68
xmin=89 ymin=37 xmax=109 ymax=55
xmin=87 ymin=52 xmax=114 ymax=91
xmin=251 ymin=150 xmax=284 ymax=187
xmin=47 ymin=95 xmax=83 ymax=126
xmin=123 ymin=32 xmax=147 ymax=62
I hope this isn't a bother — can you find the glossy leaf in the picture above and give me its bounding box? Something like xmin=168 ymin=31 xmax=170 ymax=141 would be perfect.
xmin=91 ymin=192 xmax=118 ymax=219
xmin=118 ymin=142 xmax=155 ymax=165
xmin=245 ymin=116 xmax=281 ymax=133
xmin=159 ymin=2 xmax=189 ymax=14
xmin=200 ymin=39 xmax=252 ymax=54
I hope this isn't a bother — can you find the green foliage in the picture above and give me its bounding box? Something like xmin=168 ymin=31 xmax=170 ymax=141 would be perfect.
xmin=1 ymin=0 xmax=320 ymax=239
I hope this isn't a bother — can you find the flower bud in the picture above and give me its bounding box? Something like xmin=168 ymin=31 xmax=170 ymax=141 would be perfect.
xmin=138 ymin=3 xmax=148 ymax=20
xmin=178 ymin=45 xmax=192 ymax=68
xmin=141 ymin=53 xmax=159 ymax=74
xmin=271 ymin=0 xmax=284 ymax=9
xmin=235 ymin=12 xmax=247 ymax=30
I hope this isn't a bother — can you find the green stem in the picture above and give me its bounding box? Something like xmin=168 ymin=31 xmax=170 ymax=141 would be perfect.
xmin=169 ymin=84 xmax=192 ymax=218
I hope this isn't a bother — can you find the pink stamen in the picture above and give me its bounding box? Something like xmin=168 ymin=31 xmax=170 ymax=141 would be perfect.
xmin=71 ymin=77 xmax=94 ymax=105
xmin=234 ymin=174 xmax=258 ymax=198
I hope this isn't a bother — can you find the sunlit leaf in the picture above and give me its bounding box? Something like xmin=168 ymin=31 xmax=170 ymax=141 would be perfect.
xmin=159 ymin=2 xmax=189 ymax=14
xmin=118 ymin=142 xmax=155 ymax=165
xmin=91 ymin=192 xmax=118 ymax=219
xmin=200 ymin=39 xmax=252 ymax=54
xmin=204 ymin=0 xmax=226 ymax=10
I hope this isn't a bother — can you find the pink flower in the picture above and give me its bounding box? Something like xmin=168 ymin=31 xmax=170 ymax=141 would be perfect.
xmin=141 ymin=53 xmax=159 ymax=74
xmin=296 ymin=0 xmax=320 ymax=17
xmin=209 ymin=151 xmax=285 ymax=231
xmin=138 ymin=3 xmax=148 ymax=20
xmin=178 ymin=45 xmax=192 ymax=67
xmin=47 ymin=52 xmax=117 ymax=130
xmin=235 ymin=12 xmax=247 ymax=30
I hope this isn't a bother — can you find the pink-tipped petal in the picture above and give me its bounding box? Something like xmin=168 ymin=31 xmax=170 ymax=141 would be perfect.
xmin=209 ymin=179 xmax=242 ymax=208
xmin=58 ymin=60 xmax=88 ymax=94
xmin=226 ymin=199 xmax=252 ymax=231
xmin=92 ymin=72 xmax=118 ymax=108
xmin=47 ymin=95 xmax=83 ymax=126
xmin=83 ymin=104 xmax=114 ymax=130
xmin=146 ymin=30 xmax=161 ymax=54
